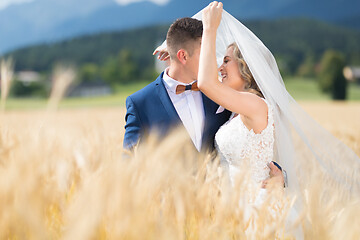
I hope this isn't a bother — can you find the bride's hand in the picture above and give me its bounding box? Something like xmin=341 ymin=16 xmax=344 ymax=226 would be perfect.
xmin=202 ymin=1 xmax=223 ymax=32
xmin=153 ymin=45 xmax=170 ymax=61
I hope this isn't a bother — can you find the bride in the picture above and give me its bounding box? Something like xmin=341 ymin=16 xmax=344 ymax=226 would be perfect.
xmin=198 ymin=2 xmax=296 ymax=236
xmin=198 ymin=2 xmax=274 ymax=192
xmin=155 ymin=1 xmax=360 ymax=238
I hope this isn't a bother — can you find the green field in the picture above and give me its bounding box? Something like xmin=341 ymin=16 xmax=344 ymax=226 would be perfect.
xmin=285 ymin=77 xmax=360 ymax=101
xmin=4 ymin=81 xmax=150 ymax=110
xmin=4 ymin=78 xmax=360 ymax=110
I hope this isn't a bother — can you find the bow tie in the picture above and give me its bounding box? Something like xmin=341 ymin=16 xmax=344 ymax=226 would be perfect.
xmin=176 ymin=82 xmax=200 ymax=94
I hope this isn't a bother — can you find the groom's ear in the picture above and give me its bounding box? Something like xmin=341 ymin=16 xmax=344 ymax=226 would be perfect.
xmin=176 ymin=49 xmax=187 ymax=65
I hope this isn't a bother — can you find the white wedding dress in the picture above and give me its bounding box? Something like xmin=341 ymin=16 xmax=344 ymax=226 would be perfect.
xmin=215 ymin=99 xmax=304 ymax=239
xmin=215 ymin=99 xmax=274 ymax=195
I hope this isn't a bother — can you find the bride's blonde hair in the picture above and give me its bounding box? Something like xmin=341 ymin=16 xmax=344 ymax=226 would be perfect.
xmin=228 ymin=43 xmax=264 ymax=98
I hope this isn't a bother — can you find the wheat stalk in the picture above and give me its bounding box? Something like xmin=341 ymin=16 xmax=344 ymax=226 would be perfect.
xmin=0 ymin=58 xmax=14 ymax=112
xmin=47 ymin=65 xmax=76 ymax=111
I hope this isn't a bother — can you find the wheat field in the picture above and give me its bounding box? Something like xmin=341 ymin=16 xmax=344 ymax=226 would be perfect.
xmin=0 ymin=102 xmax=359 ymax=239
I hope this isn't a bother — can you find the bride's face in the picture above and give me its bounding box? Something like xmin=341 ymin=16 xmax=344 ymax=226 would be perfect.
xmin=218 ymin=47 xmax=245 ymax=91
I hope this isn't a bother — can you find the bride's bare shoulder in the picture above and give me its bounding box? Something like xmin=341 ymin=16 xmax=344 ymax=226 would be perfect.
xmin=238 ymin=92 xmax=268 ymax=131
xmin=240 ymin=92 xmax=268 ymax=117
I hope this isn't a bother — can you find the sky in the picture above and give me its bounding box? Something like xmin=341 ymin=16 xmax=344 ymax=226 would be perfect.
xmin=0 ymin=0 xmax=33 ymax=10
xmin=0 ymin=0 xmax=170 ymax=10
xmin=115 ymin=0 xmax=170 ymax=6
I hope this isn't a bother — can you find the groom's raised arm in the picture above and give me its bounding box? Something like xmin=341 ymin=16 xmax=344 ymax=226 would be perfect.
xmin=123 ymin=96 xmax=142 ymax=150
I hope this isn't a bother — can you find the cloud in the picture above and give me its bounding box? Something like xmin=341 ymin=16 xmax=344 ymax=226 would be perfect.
xmin=114 ymin=0 xmax=170 ymax=6
xmin=0 ymin=0 xmax=34 ymax=10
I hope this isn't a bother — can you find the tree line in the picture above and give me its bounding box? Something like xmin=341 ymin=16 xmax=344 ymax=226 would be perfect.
xmin=4 ymin=18 xmax=360 ymax=100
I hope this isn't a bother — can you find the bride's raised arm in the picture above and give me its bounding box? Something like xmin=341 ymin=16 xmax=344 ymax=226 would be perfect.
xmin=198 ymin=2 xmax=267 ymax=122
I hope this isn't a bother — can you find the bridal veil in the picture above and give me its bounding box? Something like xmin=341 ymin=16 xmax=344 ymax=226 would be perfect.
xmin=160 ymin=8 xmax=360 ymax=208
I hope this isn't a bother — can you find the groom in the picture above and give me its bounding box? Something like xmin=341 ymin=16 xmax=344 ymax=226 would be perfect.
xmin=123 ymin=17 xmax=284 ymax=184
xmin=123 ymin=17 xmax=231 ymax=152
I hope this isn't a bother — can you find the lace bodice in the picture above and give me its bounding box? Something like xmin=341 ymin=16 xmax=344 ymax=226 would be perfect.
xmin=215 ymin=100 xmax=275 ymax=185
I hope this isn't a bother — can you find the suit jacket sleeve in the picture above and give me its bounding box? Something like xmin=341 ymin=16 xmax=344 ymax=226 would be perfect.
xmin=123 ymin=95 xmax=142 ymax=150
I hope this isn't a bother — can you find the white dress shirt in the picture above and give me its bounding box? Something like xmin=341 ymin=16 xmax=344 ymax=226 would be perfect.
xmin=162 ymin=68 xmax=205 ymax=151
xmin=216 ymin=105 xmax=225 ymax=114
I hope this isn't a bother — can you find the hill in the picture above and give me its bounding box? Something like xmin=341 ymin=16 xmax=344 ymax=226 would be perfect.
xmin=7 ymin=25 xmax=169 ymax=73
xmin=6 ymin=18 xmax=360 ymax=76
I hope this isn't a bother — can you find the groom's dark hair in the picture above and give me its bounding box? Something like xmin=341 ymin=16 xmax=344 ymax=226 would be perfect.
xmin=166 ymin=17 xmax=203 ymax=60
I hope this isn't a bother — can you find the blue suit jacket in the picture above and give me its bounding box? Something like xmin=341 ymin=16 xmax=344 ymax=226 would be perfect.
xmin=123 ymin=72 xmax=231 ymax=152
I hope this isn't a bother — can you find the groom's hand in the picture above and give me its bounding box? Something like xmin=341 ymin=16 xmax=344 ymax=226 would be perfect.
xmin=262 ymin=161 xmax=285 ymax=188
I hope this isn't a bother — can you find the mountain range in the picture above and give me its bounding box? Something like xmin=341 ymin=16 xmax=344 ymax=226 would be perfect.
xmin=0 ymin=0 xmax=359 ymax=54
xmin=7 ymin=18 xmax=360 ymax=76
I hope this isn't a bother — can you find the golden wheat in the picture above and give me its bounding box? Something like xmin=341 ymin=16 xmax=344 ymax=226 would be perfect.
xmin=0 ymin=102 xmax=359 ymax=239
